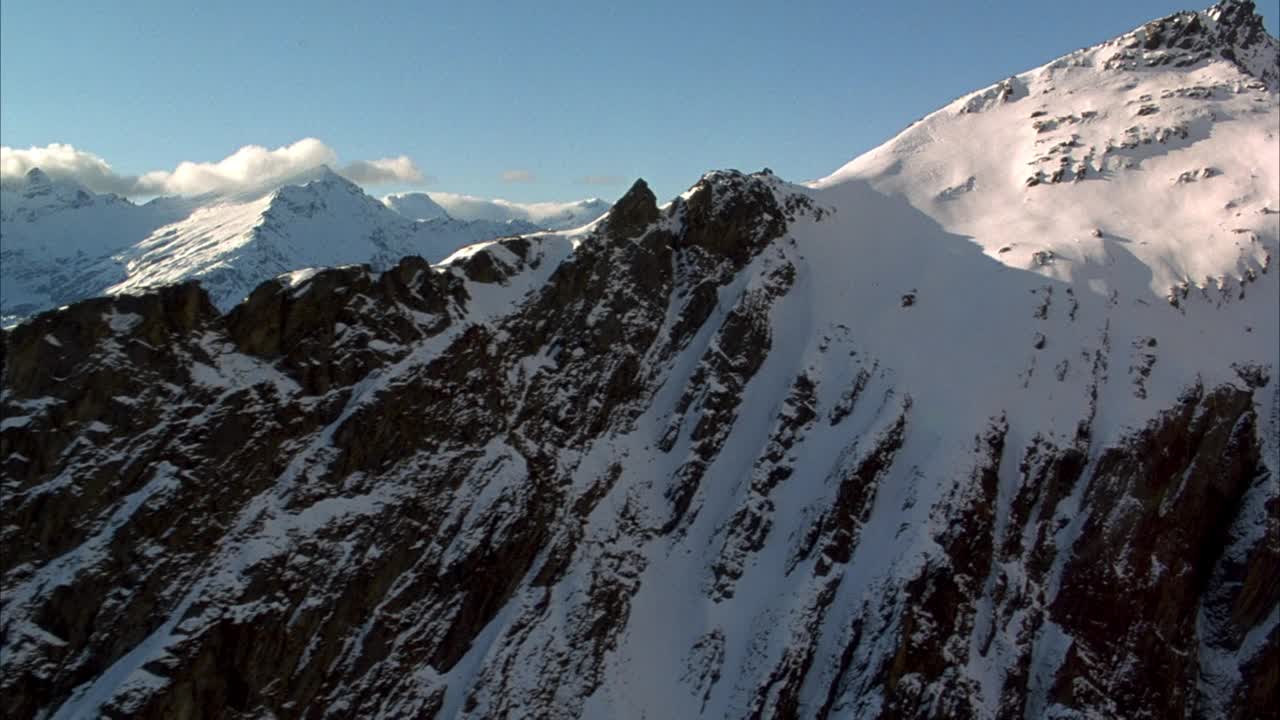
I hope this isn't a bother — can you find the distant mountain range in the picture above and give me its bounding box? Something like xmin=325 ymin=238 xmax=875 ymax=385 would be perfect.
xmin=383 ymin=190 xmax=611 ymax=230
xmin=0 ymin=167 xmax=609 ymax=324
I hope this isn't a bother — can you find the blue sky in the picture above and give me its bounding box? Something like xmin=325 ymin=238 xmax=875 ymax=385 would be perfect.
xmin=2 ymin=0 xmax=1276 ymax=203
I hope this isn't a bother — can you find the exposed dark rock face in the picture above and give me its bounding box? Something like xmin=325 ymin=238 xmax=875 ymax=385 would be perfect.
xmin=1046 ymin=384 xmax=1265 ymax=718
xmin=603 ymin=179 xmax=661 ymax=241
xmin=225 ymin=256 xmax=463 ymax=395
xmin=1 ymin=166 xmax=1276 ymax=720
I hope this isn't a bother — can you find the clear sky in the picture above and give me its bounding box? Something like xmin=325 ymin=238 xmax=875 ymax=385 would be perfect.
xmin=2 ymin=0 xmax=1276 ymax=204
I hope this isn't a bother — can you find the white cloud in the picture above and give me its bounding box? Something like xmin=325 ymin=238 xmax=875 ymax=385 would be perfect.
xmin=500 ymin=169 xmax=536 ymax=184
xmin=0 ymin=143 xmax=138 ymax=195
xmin=135 ymin=138 xmax=338 ymax=196
xmin=339 ymin=155 xmax=427 ymax=185
xmin=0 ymin=139 xmax=427 ymax=198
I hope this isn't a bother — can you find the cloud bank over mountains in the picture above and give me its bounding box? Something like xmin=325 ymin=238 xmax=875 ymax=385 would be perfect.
xmin=2 ymin=138 xmax=615 ymax=232
xmin=0 ymin=138 xmax=425 ymax=198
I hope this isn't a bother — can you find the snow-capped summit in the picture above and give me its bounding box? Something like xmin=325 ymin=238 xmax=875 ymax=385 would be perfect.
xmin=815 ymin=0 xmax=1278 ymax=302
xmin=1091 ymin=0 xmax=1279 ymax=90
xmin=1203 ymin=0 xmax=1278 ymax=86
xmin=1 ymin=170 xmax=191 ymax=321
xmin=14 ymin=167 xmax=53 ymax=195
xmin=0 ymin=167 xmax=51 ymax=196
xmin=20 ymin=167 xmax=47 ymax=184
xmin=2 ymin=167 xmax=120 ymax=220
xmin=381 ymin=191 xmax=449 ymax=221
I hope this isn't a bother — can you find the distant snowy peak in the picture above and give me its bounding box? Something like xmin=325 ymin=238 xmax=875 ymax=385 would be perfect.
xmin=516 ymin=197 xmax=612 ymax=230
xmin=0 ymin=169 xmax=184 ymax=259
xmin=5 ymin=167 xmax=54 ymax=196
xmin=0 ymin=167 xmax=52 ymax=196
xmin=101 ymin=172 xmax=437 ymax=311
xmin=381 ymin=192 xmax=449 ymax=221
xmin=397 ymin=192 xmax=613 ymax=231
xmin=260 ymin=165 xmax=392 ymax=225
xmin=0 ymin=167 xmax=127 ymax=223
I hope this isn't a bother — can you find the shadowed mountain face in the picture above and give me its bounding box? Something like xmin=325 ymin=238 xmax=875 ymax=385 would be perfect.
xmin=2 ymin=3 xmax=1278 ymax=719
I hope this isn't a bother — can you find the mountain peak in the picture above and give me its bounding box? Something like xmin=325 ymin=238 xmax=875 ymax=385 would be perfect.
xmin=1160 ymin=0 xmax=1272 ymax=49
xmin=253 ymin=164 xmax=360 ymax=200
xmin=290 ymin=164 xmax=361 ymax=194
xmin=605 ymin=178 xmax=659 ymax=239
xmin=1114 ymin=0 xmax=1280 ymax=87
xmin=308 ymin=163 xmax=346 ymax=184
xmin=382 ymin=191 xmax=450 ymax=221
xmin=259 ymin=167 xmax=382 ymax=227
xmin=1206 ymin=0 xmax=1278 ymax=84
xmin=23 ymin=167 xmax=51 ymax=186
xmin=1207 ymin=0 xmax=1266 ymax=32
xmin=10 ymin=166 xmax=97 ymax=207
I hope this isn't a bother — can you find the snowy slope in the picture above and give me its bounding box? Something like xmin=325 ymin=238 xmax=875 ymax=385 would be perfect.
xmin=801 ymin=0 xmax=1279 ymax=446
xmin=813 ymin=0 xmax=1278 ymax=302
xmin=2 ymin=3 xmax=1277 ymax=720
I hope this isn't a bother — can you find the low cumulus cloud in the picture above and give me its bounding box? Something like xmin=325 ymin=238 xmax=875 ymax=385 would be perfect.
xmin=500 ymin=169 xmax=536 ymax=184
xmin=339 ymin=156 xmax=428 ymax=185
xmin=133 ymin=138 xmax=339 ymax=196
xmin=1 ymin=138 xmax=427 ymax=197
xmin=0 ymin=143 xmax=138 ymax=195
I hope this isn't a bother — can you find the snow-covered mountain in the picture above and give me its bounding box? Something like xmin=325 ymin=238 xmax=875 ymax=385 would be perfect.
xmin=381 ymin=191 xmax=450 ymax=221
xmin=387 ymin=191 xmax=612 ymax=230
xmin=0 ymin=169 xmax=193 ymax=320
xmin=813 ymin=0 xmax=1278 ymax=303
xmin=2 ymin=3 xmax=1276 ymax=719
xmin=89 ymin=167 xmax=544 ymax=312
xmin=0 ymin=167 xmax=542 ymax=322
